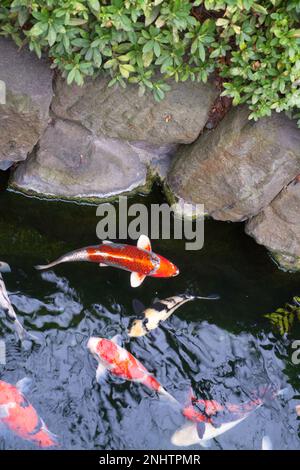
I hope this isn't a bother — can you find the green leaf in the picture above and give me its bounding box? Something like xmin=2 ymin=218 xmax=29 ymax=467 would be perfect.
xmin=66 ymin=18 xmax=88 ymax=26
xmin=252 ymin=3 xmax=268 ymax=14
xmin=88 ymin=0 xmax=100 ymax=12
xmin=47 ymin=26 xmax=57 ymax=47
xmin=198 ymin=43 xmax=205 ymax=62
xmin=30 ymin=22 xmax=47 ymax=37
xmin=143 ymin=50 xmax=153 ymax=67
xmin=67 ymin=68 xmax=76 ymax=85
xmin=216 ymin=18 xmax=229 ymax=27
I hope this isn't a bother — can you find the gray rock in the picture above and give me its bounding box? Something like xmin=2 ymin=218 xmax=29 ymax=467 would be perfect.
xmin=9 ymin=119 xmax=150 ymax=202
xmin=51 ymin=74 xmax=218 ymax=145
xmin=129 ymin=141 xmax=177 ymax=180
xmin=167 ymin=107 xmax=300 ymax=221
xmin=0 ymin=38 xmax=53 ymax=167
xmin=246 ymin=178 xmax=300 ymax=271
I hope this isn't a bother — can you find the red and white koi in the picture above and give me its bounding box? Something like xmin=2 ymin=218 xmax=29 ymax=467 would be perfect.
xmin=87 ymin=336 xmax=178 ymax=403
xmin=172 ymin=386 xmax=284 ymax=447
xmin=35 ymin=235 xmax=179 ymax=288
xmin=0 ymin=379 xmax=58 ymax=448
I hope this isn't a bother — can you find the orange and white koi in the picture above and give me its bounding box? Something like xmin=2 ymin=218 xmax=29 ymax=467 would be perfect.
xmin=35 ymin=235 xmax=179 ymax=288
xmin=87 ymin=336 xmax=178 ymax=403
xmin=0 ymin=379 xmax=58 ymax=448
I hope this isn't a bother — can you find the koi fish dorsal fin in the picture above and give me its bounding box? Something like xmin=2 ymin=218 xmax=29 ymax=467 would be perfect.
xmin=16 ymin=377 xmax=32 ymax=395
xmin=102 ymin=240 xmax=113 ymax=244
xmin=0 ymin=261 xmax=11 ymax=273
xmin=111 ymin=334 xmax=122 ymax=345
xmin=130 ymin=272 xmax=146 ymax=288
xmin=96 ymin=363 xmax=107 ymax=384
xmin=137 ymin=235 xmax=151 ymax=252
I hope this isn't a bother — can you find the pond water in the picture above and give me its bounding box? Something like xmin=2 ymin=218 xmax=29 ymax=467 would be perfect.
xmin=0 ymin=178 xmax=299 ymax=450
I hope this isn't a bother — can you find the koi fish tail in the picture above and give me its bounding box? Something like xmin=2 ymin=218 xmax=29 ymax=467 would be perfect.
xmin=35 ymin=256 xmax=68 ymax=271
xmin=14 ymin=317 xmax=38 ymax=342
xmin=14 ymin=317 xmax=27 ymax=341
xmin=158 ymin=386 xmax=180 ymax=407
xmin=32 ymin=420 xmax=59 ymax=448
xmin=35 ymin=250 xmax=88 ymax=271
xmin=249 ymin=383 xmax=287 ymax=409
xmin=195 ymin=294 xmax=220 ymax=301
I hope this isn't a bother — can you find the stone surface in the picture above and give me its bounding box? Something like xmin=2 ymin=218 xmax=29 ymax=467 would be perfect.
xmin=9 ymin=119 xmax=150 ymax=202
xmin=246 ymin=178 xmax=300 ymax=271
xmin=129 ymin=140 xmax=177 ymax=180
xmin=51 ymin=74 xmax=218 ymax=145
xmin=0 ymin=38 xmax=53 ymax=167
xmin=167 ymin=106 xmax=300 ymax=221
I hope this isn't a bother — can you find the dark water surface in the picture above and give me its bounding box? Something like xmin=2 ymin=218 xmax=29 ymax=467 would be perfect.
xmin=0 ymin=182 xmax=299 ymax=450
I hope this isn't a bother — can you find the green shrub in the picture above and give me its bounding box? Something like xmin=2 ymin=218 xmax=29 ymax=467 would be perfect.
xmin=0 ymin=1 xmax=299 ymax=123
xmin=265 ymin=296 xmax=300 ymax=335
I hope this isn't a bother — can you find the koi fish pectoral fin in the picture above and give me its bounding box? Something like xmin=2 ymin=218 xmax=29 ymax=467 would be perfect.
xmin=96 ymin=363 xmax=107 ymax=384
xmin=196 ymin=422 xmax=206 ymax=439
xmin=137 ymin=234 xmax=151 ymax=252
xmin=99 ymin=263 xmax=108 ymax=267
xmin=16 ymin=377 xmax=33 ymax=395
xmin=130 ymin=272 xmax=146 ymax=288
xmin=111 ymin=334 xmax=123 ymax=346
xmin=132 ymin=299 xmax=146 ymax=315
xmin=0 ymin=262 xmax=11 ymax=273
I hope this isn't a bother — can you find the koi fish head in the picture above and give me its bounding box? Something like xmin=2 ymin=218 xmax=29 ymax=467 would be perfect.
xmin=154 ymin=255 xmax=179 ymax=278
xmin=128 ymin=319 xmax=147 ymax=337
xmin=87 ymin=337 xmax=117 ymax=365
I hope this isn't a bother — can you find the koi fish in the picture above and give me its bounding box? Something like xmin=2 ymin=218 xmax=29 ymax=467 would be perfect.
xmin=0 ymin=378 xmax=58 ymax=448
xmin=129 ymin=293 xmax=220 ymax=337
xmin=0 ymin=262 xmax=32 ymax=341
xmin=171 ymin=386 xmax=284 ymax=447
xmin=87 ymin=336 xmax=178 ymax=403
xmin=35 ymin=235 xmax=179 ymax=288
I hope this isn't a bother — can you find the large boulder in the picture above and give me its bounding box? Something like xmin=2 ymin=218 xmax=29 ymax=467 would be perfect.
xmin=9 ymin=119 xmax=157 ymax=202
xmin=166 ymin=107 xmax=300 ymax=221
xmin=0 ymin=38 xmax=53 ymax=169
xmin=246 ymin=178 xmax=300 ymax=271
xmin=51 ymin=75 xmax=218 ymax=145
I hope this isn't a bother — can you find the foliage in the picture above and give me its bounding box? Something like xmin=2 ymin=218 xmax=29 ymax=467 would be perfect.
xmin=265 ymin=296 xmax=300 ymax=335
xmin=0 ymin=1 xmax=299 ymax=120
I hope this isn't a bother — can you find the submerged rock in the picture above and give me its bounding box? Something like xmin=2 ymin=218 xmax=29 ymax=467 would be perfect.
xmin=0 ymin=38 xmax=53 ymax=168
xmin=9 ymin=119 xmax=153 ymax=202
xmin=51 ymin=74 xmax=218 ymax=145
xmin=167 ymin=107 xmax=300 ymax=221
xmin=246 ymin=178 xmax=300 ymax=271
